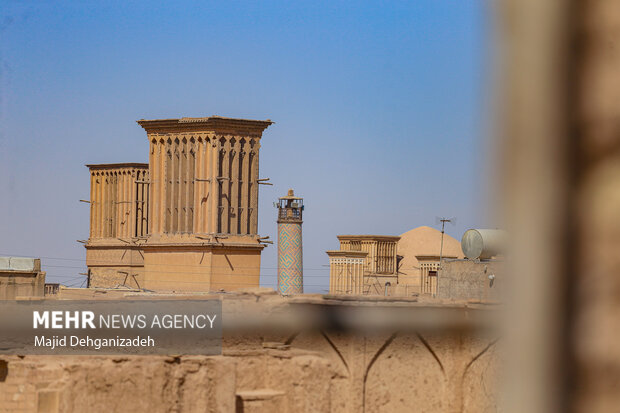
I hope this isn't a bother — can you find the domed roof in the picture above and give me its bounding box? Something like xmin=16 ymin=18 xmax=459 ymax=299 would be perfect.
xmin=397 ymin=226 xmax=463 ymax=276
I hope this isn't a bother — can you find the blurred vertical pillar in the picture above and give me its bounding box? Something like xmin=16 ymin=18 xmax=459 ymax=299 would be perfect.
xmin=572 ymin=2 xmax=620 ymax=412
xmin=500 ymin=0 xmax=620 ymax=411
xmin=496 ymin=0 xmax=573 ymax=412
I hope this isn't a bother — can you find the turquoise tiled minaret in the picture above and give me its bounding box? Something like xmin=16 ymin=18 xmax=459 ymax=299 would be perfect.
xmin=276 ymin=189 xmax=304 ymax=294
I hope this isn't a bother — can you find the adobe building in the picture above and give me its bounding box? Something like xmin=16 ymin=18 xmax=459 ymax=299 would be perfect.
xmin=85 ymin=116 xmax=273 ymax=292
xmin=326 ymin=250 xmax=368 ymax=294
xmin=327 ymin=235 xmax=400 ymax=295
xmin=396 ymin=226 xmax=463 ymax=295
xmin=0 ymin=257 xmax=45 ymax=299
xmin=326 ymin=226 xmax=465 ymax=296
xmin=85 ymin=163 xmax=149 ymax=288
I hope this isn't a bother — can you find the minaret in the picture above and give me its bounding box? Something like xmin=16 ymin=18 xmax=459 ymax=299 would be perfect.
xmin=276 ymin=189 xmax=304 ymax=294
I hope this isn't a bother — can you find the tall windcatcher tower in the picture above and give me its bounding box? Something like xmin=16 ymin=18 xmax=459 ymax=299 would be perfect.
xmin=85 ymin=115 xmax=273 ymax=292
xmin=137 ymin=116 xmax=272 ymax=291
xmin=276 ymin=189 xmax=304 ymax=294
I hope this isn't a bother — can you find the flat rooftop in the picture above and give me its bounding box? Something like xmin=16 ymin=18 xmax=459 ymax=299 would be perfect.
xmin=137 ymin=116 xmax=273 ymax=133
xmin=85 ymin=163 xmax=149 ymax=169
xmin=337 ymin=235 xmax=401 ymax=241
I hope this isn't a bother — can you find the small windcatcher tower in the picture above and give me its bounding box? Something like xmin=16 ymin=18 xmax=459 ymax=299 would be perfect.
xmin=276 ymin=189 xmax=304 ymax=294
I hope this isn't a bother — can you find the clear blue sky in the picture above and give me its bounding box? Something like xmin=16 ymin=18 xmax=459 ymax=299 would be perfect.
xmin=0 ymin=1 xmax=489 ymax=292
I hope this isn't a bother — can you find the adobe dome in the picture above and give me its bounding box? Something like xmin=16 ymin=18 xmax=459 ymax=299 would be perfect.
xmin=397 ymin=226 xmax=463 ymax=277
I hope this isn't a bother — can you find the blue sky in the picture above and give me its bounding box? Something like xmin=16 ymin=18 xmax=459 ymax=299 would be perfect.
xmin=0 ymin=1 xmax=489 ymax=292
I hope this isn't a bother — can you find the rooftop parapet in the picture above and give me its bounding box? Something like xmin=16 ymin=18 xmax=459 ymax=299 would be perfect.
xmin=0 ymin=257 xmax=41 ymax=272
xmin=137 ymin=116 xmax=273 ymax=135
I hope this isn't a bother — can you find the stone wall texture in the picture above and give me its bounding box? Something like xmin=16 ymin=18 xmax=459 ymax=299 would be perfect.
xmin=0 ymin=291 xmax=500 ymax=413
xmin=437 ymin=260 xmax=503 ymax=302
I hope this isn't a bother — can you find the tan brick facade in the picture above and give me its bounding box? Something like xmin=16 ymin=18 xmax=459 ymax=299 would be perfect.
xmin=85 ymin=117 xmax=273 ymax=292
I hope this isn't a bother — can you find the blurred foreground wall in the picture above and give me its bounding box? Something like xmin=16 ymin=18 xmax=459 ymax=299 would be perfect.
xmin=0 ymin=290 xmax=499 ymax=413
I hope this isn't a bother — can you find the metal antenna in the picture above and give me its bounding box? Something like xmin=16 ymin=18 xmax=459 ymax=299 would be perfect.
xmin=436 ymin=217 xmax=456 ymax=269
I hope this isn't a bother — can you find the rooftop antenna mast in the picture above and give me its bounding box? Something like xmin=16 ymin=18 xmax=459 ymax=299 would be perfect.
xmin=435 ymin=216 xmax=456 ymax=269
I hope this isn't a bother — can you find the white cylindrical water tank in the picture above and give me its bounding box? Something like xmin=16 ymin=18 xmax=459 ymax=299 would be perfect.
xmin=461 ymin=229 xmax=506 ymax=260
